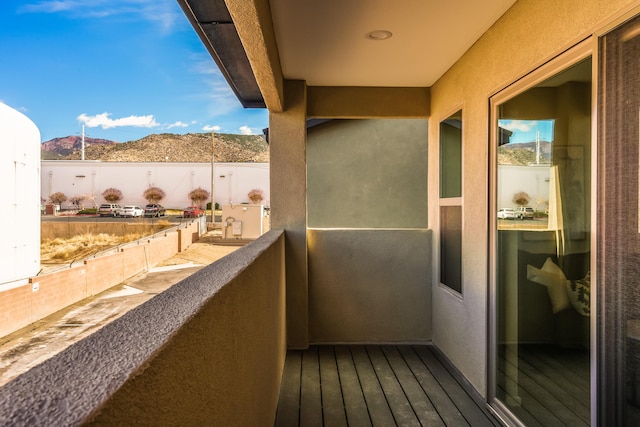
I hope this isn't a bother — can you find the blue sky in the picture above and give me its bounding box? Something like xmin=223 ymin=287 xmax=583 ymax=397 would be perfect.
xmin=0 ymin=0 xmax=269 ymax=143
xmin=499 ymin=119 xmax=554 ymax=144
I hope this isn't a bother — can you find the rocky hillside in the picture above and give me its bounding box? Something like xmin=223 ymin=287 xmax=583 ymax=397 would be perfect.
xmin=41 ymin=136 xmax=117 ymax=160
xmin=498 ymin=140 xmax=552 ymax=165
xmin=42 ymin=132 xmax=269 ymax=163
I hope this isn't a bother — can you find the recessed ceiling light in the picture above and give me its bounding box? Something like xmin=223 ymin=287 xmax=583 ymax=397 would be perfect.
xmin=366 ymin=30 xmax=392 ymax=41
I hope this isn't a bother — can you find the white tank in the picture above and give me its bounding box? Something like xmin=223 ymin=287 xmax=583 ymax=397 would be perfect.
xmin=0 ymin=102 xmax=41 ymax=286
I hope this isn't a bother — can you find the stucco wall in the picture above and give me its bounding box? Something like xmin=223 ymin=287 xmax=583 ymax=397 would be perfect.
xmin=307 ymin=119 xmax=428 ymax=228
xmin=306 ymin=119 xmax=431 ymax=343
xmin=428 ymin=0 xmax=638 ymax=394
xmin=0 ymin=231 xmax=286 ymax=426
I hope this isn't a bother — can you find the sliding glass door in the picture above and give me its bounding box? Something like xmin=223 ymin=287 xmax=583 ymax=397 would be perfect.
xmin=490 ymin=51 xmax=593 ymax=425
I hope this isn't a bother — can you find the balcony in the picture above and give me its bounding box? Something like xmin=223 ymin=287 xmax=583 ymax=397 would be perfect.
xmin=0 ymin=229 xmax=498 ymax=426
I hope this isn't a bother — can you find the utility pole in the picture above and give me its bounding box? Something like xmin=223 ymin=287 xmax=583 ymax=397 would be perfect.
xmin=210 ymin=131 xmax=215 ymax=222
xmin=81 ymin=125 xmax=85 ymax=161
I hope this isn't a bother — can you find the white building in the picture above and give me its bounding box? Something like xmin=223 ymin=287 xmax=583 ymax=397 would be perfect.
xmin=497 ymin=164 xmax=551 ymax=211
xmin=41 ymin=161 xmax=270 ymax=210
xmin=1 ymin=103 xmax=41 ymax=287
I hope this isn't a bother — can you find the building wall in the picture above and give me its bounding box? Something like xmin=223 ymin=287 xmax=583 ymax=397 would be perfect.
xmin=41 ymin=161 xmax=270 ymax=209
xmin=307 ymin=119 xmax=431 ymax=343
xmin=428 ymin=0 xmax=638 ymax=394
xmin=0 ymin=103 xmax=41 ymax=287
xmin=498 ymin=164 xmax=551 ymax=211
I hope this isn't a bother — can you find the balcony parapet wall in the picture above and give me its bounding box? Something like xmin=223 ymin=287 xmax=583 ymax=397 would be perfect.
xmin=0 ymin=230 xmax=286 ymax=426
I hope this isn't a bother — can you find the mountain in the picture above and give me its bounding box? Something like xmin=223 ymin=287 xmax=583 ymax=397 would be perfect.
xmin=41 ymin=136 xmax=117 ymax=160
xmin=41 ymin=132 xmax=269 ymax=163
xmin=498 ymin=140 xmax=552 ymax=165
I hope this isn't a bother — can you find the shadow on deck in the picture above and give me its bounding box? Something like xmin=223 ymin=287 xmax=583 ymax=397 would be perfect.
xmin=275 ymin=345 xmax=503 ymax=427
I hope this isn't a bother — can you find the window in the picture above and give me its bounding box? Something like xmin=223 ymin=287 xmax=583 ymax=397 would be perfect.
xmin=439 ymin=111 xmax=462 ymax=293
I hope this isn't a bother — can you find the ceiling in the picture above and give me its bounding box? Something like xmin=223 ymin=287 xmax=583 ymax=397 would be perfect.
xmin=179 ymin=0 xmax=517 ymax=106
xmin=270 ymin=0 xmax=516 ymax=87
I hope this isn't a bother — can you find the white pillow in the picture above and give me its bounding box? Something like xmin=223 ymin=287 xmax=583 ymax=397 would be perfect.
xmin=526 ymin=257 xmax=571 ymax=313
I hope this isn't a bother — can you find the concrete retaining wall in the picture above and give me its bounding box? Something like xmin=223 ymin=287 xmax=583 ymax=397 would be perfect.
xmin=0 ymin=221 xmax=201 ymax=338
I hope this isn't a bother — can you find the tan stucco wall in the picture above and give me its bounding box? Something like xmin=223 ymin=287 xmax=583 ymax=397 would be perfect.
xmin=270 ymin=80 xmax=309 ymax=347
xmin=307 ymin=119 xmax=428 ymax=228
xmin=428 ymin=0 xmax=640 ymax=395
xmin=308 ymin=229 xmax=432 ymax=343
xmin=85 ymin=232 xmax=286 ymax=426
xmin=306 ymin=119 xmax=431 ymax=342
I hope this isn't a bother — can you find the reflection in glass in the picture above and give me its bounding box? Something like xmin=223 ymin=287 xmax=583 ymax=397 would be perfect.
xmin=495 ymin=59 xmax=591 ymax=425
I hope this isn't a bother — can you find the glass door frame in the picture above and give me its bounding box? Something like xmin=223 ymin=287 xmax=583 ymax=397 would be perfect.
xmin=487 ymin=38 xmax=597 ymax=426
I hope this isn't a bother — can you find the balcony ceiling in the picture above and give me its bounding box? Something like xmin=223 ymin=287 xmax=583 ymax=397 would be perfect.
xmin=270 ymin=0 xmax=516 ymax=87
xmin=179 ymin=0 xmax=517 ymax=107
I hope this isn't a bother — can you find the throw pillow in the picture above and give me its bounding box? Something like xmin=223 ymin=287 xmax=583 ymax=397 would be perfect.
xmin=526 ymin=257 xmax=571 ymax=313
xmin=566 ymin=272 xmax=590 ymax=317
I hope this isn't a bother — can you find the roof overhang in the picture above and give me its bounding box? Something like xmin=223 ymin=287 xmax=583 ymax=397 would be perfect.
xmin=177 ymin=0 xmax=266 ymax=108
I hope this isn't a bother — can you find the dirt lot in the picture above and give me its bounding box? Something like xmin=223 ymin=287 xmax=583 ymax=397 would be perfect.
xmin=0 ymin=232 xmax=238 ymax=387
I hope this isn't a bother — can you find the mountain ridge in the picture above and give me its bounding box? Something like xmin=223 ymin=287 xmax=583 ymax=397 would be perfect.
xmin=41 ymin=132 xmax=269 ymax=163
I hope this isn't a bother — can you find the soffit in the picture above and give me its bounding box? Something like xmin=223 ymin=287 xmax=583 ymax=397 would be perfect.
xmin=269 ymin=0 xmax=517 ymax=87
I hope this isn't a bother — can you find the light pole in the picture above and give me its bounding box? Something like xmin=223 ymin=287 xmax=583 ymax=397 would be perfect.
xmin=210 ymin=131 xmax=215 ymax=222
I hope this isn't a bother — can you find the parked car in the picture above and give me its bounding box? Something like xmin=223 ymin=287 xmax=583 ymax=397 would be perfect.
xmin=143 ymin=204 xmax=166 ymax=217
xmin=183 ymin=206 xmax=205 ymax=218
xmin=497 ymin=207 xmax=519 ymax=220
xmin=97 ymin=203 xmax=122 ymax=217
xmin=515 ymin=206 xmax=535 ymax=219
xmin=120 ymin=205 xmax=144 ymax=218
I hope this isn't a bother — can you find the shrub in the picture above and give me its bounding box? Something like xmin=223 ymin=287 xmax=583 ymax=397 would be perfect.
xmin=69 ymin=195 xmax=86 ymax=209
xmin=248 ymin=188 xmax=264 ymax=204
xmin=102 ymin=188 xmax=123 ymax=203
xmin=49 ymin=192 xmax=67 ymax=206
xmin=188 ymin=187 xmax=210 ymax=207
xmin=143 ymin=186 xmax=166 ymax=203
xmin=512 ymin=191 xmax=531 ymax=206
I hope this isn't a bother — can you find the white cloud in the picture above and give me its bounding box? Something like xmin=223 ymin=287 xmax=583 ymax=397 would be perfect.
xmin=203 ymin=125 xmax=221 ymax=132
xmin=78 ymin=112 xmax=158 ymax=129
xmin=19 ymin=0 xmax=181 ymax=32
xmin=500 ymin=120 xmax=533 ymax=132
xmin=167 ymin=121 xmax=189 ymax=129
xmin=239 ymin=125 xmax=260 ymax=135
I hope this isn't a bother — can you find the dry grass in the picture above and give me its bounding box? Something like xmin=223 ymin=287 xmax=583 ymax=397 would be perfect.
xmin=41 ymin=232 xmax=145 ymax=263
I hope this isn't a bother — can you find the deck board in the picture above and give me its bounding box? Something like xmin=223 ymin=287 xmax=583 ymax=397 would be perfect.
xmin=275 ymin=350 xmax=302 ymax=427
xmin=351 ymin=346 xmax=397 ymax=426
xmin=366 ymin=345 xmax=420 ymax=426
xmin=414 ymin=346 xmax=498 ymax=427
xmin=300 ymin=348 xmax=323 ymax=427
xmin=276 ymin=345 xmax=501 ymax=426
xmin=318 ymin=346 xmax=348 ymax=427
xmin=334 ymin=346 xmax=372 ymax=427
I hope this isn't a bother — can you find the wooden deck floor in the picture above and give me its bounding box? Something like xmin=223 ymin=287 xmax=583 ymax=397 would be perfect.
xmin=275 ymin=345 xmax=502 ymax=427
